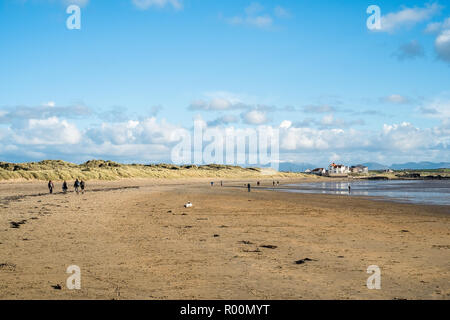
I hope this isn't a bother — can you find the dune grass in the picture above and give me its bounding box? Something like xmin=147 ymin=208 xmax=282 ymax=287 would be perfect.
xmin=0 ymin=160 xmax=308 ymax=181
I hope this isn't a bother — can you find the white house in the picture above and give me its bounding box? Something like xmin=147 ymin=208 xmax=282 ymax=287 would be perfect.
xmin=311 ymin=168 xmax=326 ymax=176
xmin=350 ymin=165 xmax=369 ymax=174
xmin=328 ymin=163 xmax=350 ymax=175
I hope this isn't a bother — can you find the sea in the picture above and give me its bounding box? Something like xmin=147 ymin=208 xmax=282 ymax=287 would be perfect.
xmin=279 ymin=179 xmax=450 ymax=206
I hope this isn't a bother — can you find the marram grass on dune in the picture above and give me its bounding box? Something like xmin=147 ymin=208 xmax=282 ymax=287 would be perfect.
xmin=0 ymin=160 xmax=307 ymax=181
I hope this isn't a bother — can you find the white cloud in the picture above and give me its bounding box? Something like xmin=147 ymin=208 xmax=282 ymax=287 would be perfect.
xmin=0 ymin=104 xmax=92 ymax=123
xmin=226 ymin=2 xmax=291 ymax=29
xmin=228 ymin=15 xmax=273 ymax=29
xmin=377 ymin=3 xmax=442 ymax=33
xmin=245 ymin=2 xmax=264 ymax=16
xmin=425 ymin=21 xmax=444 ymax=33
xmin=279 ymin=120 xmax=292 ymax=129
xmin=274 ymin=6 xmax=291 ymax=19
xmin=241 ymin=110 xmax=269 ymax=125
xmin=276 ymin=120 xmax=448 ymax=158
xmin=380 ymin=122 xmax=434 ymax=151
xmin=132 ymin=0 xmax=182 ymax=10
xmin=279 ymin=126 xmax=348 ymax=151
xmin=425 ymin=17 xmax=450 ymax=33
xmin=189 ymin=98 xmax=247 ymax=111
xmin=435 ymin=29 xmax=450 ymax=63
xmin=423 ymin=16 xmax=450 ymax=63
xmin=12 ymin=117 xmax=81 ymax=145
xmin=420 ymin=94 xmax=450 ymax=118
xmin=62 ymin=0 xmax=89 ymax=7
xmin=207 ymin=115 xmax=239 ymax=127
xmin=188 ymin=92 xmax=264 ymax=111
xmin=302 ymin=104 xmax=336 ymax=113
xmin=43 ymin=101 xmax=55 ymax=108
xmin=321 ymin=114 xmax=334 ymax=126
xmin=383 ymin=94 xmax=410 ymax=104
xmin=87 ymin=117 xmax=183 ymax=146
xmin=392 ymin=40 xmax=425 ymax=60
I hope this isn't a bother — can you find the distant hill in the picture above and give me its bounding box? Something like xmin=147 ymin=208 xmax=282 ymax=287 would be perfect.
xmin=390 ymin=162 xmax=450 ymax=170
xmin=361 ymin=162 xmax=390 ymax=170
xmin=279 ymin=162 xmax=318 ymax=173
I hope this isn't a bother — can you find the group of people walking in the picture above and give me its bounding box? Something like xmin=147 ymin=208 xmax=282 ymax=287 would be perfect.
xmin=48 ymin=179 xmax=86 ymax=195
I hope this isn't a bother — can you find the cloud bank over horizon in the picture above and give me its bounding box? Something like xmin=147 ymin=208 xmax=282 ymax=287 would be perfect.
xmin=1 ymin=96 xmax=449 ymax=167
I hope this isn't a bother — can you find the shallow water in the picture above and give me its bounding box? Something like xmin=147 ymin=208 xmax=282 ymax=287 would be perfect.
xmin=280 ymin=180 xmax=450 ymax=206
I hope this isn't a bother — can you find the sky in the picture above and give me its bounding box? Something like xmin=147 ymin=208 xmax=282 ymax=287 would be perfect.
xmin=0 ymin=0 xmax=449 ymax=167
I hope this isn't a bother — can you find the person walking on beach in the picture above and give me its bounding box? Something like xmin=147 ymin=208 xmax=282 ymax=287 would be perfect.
xmin=48 ymin=180 xmax=54 ymax=194
xmin=348 ymin=184 xmax=351 ymax=194
xmin=80 ymin=180 xmax=86 ymax=194
xmin=74 ymin=179 xmax=80 ymax=194
xmin=247 ymin=183 xmax=251 ymax=192
xmin=62 ymin=181 xmax=68 ymax=194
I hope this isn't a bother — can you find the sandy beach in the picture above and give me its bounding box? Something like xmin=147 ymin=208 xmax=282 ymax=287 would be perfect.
xmin=0 ymin=178 xmax=449 ymax=300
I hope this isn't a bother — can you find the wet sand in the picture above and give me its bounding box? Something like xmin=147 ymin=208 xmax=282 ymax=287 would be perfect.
xmin=0 ymin=178 xmax=449 ymax=300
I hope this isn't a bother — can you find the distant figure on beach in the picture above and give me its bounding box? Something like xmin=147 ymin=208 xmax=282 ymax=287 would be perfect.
xmin=211 ymin=182 xmax=214 ymax=187
xmin=348 ymin=185 xmax=351 ymax=194
xmin=257 ymin=181 xmax=260 ymax=186
xmin=221 ymin=181 xmax=223 ymax=187
xmin=80 ymin=180 xmax=86 ymax=194
xmin=247 ymin=183 xmax=251 ymax=192
xmin=62 ymin=181 xmax=68 ymax=194
xmin=74 ymin=179 xmax=80 ymax=194
xmin=277 ymin=181 xmax=280 ymax=186
xmin=48 ymin=180 xmax=54 ymax=194
xmin=273 ymin=181 xmax=275 ymax=187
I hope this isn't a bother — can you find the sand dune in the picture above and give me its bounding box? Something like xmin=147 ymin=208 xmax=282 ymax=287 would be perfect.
xmin=0 ymin=160 xmax=309 ymax=181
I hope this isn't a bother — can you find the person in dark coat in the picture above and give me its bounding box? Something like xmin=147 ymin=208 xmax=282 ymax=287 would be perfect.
xmin=74 ymin=179 xmax=80 ymax=194
xmin=80 ymin=180 xmax=86 ymax=194
xmin=62 ymin=181 xmax=68 ymax=194
xmin=247 ymin=183 xmax=251 ymax=192
xmin=48 ymin=181 xmax=54 ymax=194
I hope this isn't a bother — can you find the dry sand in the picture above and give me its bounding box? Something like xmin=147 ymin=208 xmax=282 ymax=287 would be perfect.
xmin=0 ymin=178 xmax=449 ymax=300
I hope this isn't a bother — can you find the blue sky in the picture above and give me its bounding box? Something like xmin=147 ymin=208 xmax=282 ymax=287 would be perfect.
xmin=0 ymin=0 xmax=449 ymax=166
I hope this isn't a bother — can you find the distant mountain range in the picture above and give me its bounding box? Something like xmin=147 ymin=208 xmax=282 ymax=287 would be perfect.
xmin=388 ymin=162 xmax=450 ymax=170
xmin=279 ymin=162 xmax=450 ymax=172
xmin=278 ymin=162 xmax=318 ymax=173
